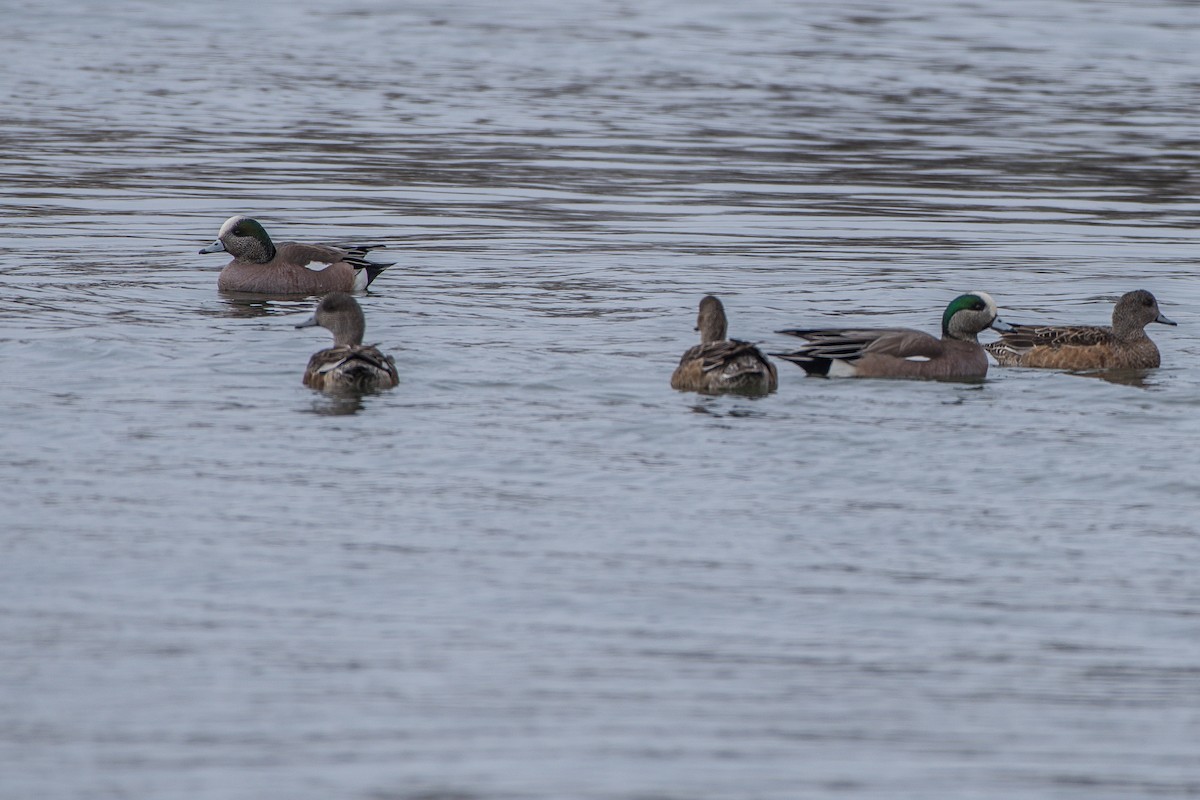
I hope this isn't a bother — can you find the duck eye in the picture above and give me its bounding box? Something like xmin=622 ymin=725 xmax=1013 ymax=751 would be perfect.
xmin=972 ymin=301 xmax=985 ymax=310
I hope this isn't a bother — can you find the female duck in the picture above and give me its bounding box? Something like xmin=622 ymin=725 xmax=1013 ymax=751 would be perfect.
xmin=201 ymin=215 xmax=393 ymax=294
xmin=774 ymin=292 xmax=1011 ymax=379
xmin=985 ymin=289 xmax=1176 ymax=370
xmin=296 ymin=293 xmax=399 ymax=392
xmin=671 ymin=295 xmax=777 ymax=395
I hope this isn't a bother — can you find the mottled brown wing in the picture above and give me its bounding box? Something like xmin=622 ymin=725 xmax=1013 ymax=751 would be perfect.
xmin=348 ymin=344 xmax=399 ymax=380
xmin=697 ymin=339 xmax=773 ymax=373
xmin=995 ymin=324 xmax=1114 ymax=351
xmin=304 ymin=345 xmax=397 ymax=389
xmin=303 ymin=346 xmax=353 ymax=388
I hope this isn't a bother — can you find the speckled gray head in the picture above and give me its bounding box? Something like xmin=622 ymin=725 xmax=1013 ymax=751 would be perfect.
xmin=1115 ymin=289 xmax=1176 ymax=330
xmin=199 ymin=215 xmax=276 ymax=262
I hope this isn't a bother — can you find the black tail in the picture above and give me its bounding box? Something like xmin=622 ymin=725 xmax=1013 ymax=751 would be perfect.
xmin=364 ymin=261 xmax=394 ymax=288
xmin=335 ymin=244 xmax=394 ymax=289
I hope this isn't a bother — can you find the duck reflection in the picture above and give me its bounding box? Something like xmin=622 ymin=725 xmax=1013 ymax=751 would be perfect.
xmin=1068 ymin=369 xmax=1156 ymax=389
xmin=306 ymin=393 xmax=367 ymax=416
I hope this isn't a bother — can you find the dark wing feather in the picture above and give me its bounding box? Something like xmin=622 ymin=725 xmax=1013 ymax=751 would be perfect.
xmin=345 ymin=344 xmax=397 ymax=375
xmin=775 ymin=327 xmax=939 ymax=362
xmin=324 ymin=243 xmax=396 ymax=271
xmin=282 ymin=241 xmax=395 ymax=278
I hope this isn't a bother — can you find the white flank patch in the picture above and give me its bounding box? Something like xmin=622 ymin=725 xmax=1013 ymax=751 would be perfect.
xmin=828 ymin=359 xmax=858 ymax=378
xmin=303 ymin=260 xmax=332 ymax=272
xmin=905 ymin=355 xmax=931 ymax=362
xmin=351 ymin=269 xmax=369 ymax=290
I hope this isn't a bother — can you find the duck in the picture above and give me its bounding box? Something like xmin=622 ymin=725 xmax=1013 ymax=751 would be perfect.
xmin=985 ymin=289 xmax=1176 ymax=370
xmin=200 ymin=215 xmax=393 ymax=294
xmin=773 ymin=292 xmax=1010 ymax=379
xmin=671 ymin=295 xmax=777 ymax=395
xmin=295 ymin=292 xmax=399 ymax=392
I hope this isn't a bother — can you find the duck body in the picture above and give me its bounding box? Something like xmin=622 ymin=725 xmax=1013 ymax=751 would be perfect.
xmin=774 ymin=292 xmax=1009 ymax=380
xmin=671 ymin=338 xmax=778 ymax=395
xmin=303 ymin=344 xmax=398 ymax=392
xmin=202 ymin=216 xmax=392 ymax=295
xmin=671 ymin=295 xmax=777 ymax=396
xmin=778 ymin=328 xmax=991 ymax=379
xmin=985 ymin=290 xmax=1175 ymax=370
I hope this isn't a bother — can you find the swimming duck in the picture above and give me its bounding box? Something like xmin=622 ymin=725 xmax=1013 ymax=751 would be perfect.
xmin=201 ymin=215 xmax=392 ymax=294
xmin=671 ymin=295 xmax=777 ymax=395
xmin=295 ymin=292 xmax=398 ymax=392
xmin=774 ymin=292 xmax=1010 ymax=379
xmin=985 ymin=289 xmax=1176 ymax=370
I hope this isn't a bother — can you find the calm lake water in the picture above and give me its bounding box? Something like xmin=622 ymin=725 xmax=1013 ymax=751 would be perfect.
xmin=2 ymin=1 xmax=1199 ymax=798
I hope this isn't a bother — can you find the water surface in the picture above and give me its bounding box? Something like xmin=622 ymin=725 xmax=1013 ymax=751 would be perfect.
xmin=2 ymin=1 xmax=1199 ymax=798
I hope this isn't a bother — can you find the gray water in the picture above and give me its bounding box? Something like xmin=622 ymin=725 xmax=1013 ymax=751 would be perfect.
xmin=3 ymin=1 xmax=1200 ymax=798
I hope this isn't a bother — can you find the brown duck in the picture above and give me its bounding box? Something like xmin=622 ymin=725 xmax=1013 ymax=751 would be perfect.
xmin=201 ymin=216 xmax=393 ymax=294
xmin=774 ymin=292 xmax=1010 ymax=380
xmin=296 ymin=293 xmax=399 ymax=393
xmin=671 ymin=295 xmax=777 ymax=395
xmin=985 ymin=289 xmax=1176 ymax=370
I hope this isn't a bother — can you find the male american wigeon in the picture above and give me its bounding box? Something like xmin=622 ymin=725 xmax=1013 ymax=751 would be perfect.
xmin=985 ymin=289 xmax=1176 ymax=370
xmin=200 ymin=215 xmax=393 ymax=294
xmin=295 ymin=292 xmax=399 ymax=393
xmin=671 ymin=295 xmax=778 ymax=395
xmin=773 ymin=292 xmax=1011 ymax=379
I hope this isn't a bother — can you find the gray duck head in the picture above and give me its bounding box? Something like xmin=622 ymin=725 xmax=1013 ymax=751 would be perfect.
xmin=296 ymin=291 xmax=367 ymax=347
xmin=695 ymin=295 xmax=729 ymax=343
xmin=1112 ymin=289 xmax=1176 ymax=338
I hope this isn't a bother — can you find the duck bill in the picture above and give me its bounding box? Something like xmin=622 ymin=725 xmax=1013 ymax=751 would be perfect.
xmin=1155 ymin=312 xmax=1177 ymax=326
xmin=990 ymin=318 xmax=1015 ymax=333
xmin=198 ymin=240 xmax=226 ymax=254
xmin=295 ymin=316 xmax=318 ymax=329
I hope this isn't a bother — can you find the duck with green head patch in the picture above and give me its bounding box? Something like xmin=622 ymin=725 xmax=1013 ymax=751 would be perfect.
xmin=773 ymin=292 xmax=1011 ymax=380
xmin=200 ymin=215 xmax=393 ymax=295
